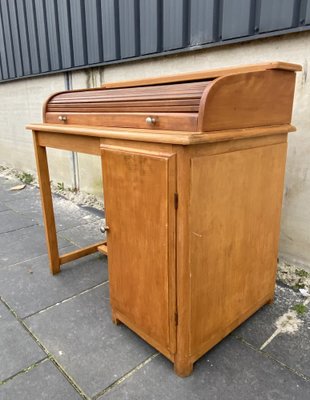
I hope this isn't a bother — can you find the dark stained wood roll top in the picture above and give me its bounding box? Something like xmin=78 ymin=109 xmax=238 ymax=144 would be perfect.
xmin=44 ymin=62 xmax=301 ymax=133
xmin=46 ymin=81 xmax=210 ymax=113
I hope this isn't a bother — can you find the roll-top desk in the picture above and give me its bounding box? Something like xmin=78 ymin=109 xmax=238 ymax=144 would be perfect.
xmin=27 ymin=62 xmax=301 ymax=376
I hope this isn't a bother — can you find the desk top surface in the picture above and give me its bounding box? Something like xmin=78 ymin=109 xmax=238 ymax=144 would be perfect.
xmin=27 ymin=123 xmax=295 ymax=145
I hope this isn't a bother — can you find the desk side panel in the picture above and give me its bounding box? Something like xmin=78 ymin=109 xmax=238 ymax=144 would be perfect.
xmin=198 ymin=70 xmax=296 ymax=132
xmin=189 ymin=142 xmax=288 ymax=360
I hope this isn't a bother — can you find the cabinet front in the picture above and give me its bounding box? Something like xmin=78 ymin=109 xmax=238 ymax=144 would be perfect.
xmin=101 ymin=146 xmax=177 ymax=356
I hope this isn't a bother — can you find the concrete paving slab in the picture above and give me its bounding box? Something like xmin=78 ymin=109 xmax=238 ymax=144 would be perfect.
xmin=5 ymin=190 xmax=103 ymax=232
xmin=0 ymin=182 xmax=39 ymax=202
xmin=59 ymin=220 xmax=105 ymax=247
xmin=3 ymin=189 xmax=43 ymax=221
xmin=0 ymin=201 xmax=8 ymax=212
xmin=234 ymin=285 xmax=301 ymax=347
xmin=265 ymin=322 xmax=310 ymax=378
xmin=234 ymin=284 xmax=310 ymax=378
xmin=0 ymin=209 xmax=37 ymax=234
xmin=0 ymin=302 xmax=45 ymax=382
xmin=101 ymin=336 xmax=310 ymax=400
xmin=0 ymin=249 xmax=108 ymax=318
xmin=0 ymin=225 xmax=71 ymax=268
xmin=25 ymin=285 xmax=155 ymax=398
xmin=0 ymin=360 xmax=82 ymax=399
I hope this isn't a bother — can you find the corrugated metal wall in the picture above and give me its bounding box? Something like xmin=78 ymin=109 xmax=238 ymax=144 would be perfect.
xmin=0 ymin=0 xmax=309 ymax=82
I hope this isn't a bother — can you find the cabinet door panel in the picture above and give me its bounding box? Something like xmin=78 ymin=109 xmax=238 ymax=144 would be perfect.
xmin=101 ymin=148 xmax=176 ymax=353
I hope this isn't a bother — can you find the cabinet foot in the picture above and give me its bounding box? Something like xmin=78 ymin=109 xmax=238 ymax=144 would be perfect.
xmin=174 ymin=358 xmax=193 ymax=377
xmin=111 ymin=310 xmax=121 ymax=325
xmin=266 ymin=296 xmax=275 ymax=305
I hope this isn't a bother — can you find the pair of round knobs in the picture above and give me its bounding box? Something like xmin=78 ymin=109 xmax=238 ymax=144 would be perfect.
xmin=59 ymin=115 xmax=156 ymax=125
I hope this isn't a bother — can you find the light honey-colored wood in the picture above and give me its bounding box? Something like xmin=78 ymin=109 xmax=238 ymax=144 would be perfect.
xmin=45 ymin=111 xmax=198 ymax=132
xmin=32 ymin=131 xmax=105 ymax=274
xmin=27 ymin=123 xmax=295 ymax=145
xmin=102 ymin=61 xmax=301 ymax=88
xmin=101 ymin=147 xmax=177 ymax=354
xmin=33 ymin=132 xmax=60 ymax=275
xmin=27 ymin=62 xmax=300 ymax=377
xmin=189 ymin=143 xmax=287 ymax=358
xmin=40 ymin=62 xmax=299 ymax=134
xmin=97 ymin=242 xmax=108 ymax=255
xmin=37 ymin=131 xmax=101 ymax=155
xmin=199 ymin=70 xmax=296 ymax=131
xmin=59 ymin=241 xmax=106 ymax=265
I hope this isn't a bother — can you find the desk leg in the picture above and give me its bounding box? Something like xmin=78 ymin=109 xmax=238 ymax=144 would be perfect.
xmin=33 ymin=132 xmax=60 ymax=274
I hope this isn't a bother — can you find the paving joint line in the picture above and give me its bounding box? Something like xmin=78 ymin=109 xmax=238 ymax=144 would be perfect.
xmin=0 ymin=357 xmax=48 ymax=386
xmin=0 ymin=244 xmax=74 ymax=270
xmin=92 ymin=353 xmax=159 ymax=399
xmin=0 ymin=201 xmax=33 ymax=215
xmin=57 ymin=223 xmax=104 ymax=247
xmin=234 ymin=334 xmax=310 ymax=382
xmin=0 ymin=223 xmax=39 ymax=236
xmin=22 ymin=280 xmax=109 ymax=319
xmin=0 ymin=297 xmax=90 ymax=400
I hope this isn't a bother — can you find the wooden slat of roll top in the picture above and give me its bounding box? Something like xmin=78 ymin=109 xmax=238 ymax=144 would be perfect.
xmin=49 ymin=92 xmax=204 ymax=102
xmin=45 ymin=112 xmax=198 ymax=131
xmin=47 ymin=99 xmax=199 ymax=113
xmin=52 ymin=85 xmax=207 ymax=101
xmin=47 ymin=99 xmax=199 ymax=107
xmin=46 ymin=81 xmax=209 ymax=122
xmin=47 ymin=81 xmax=210 ymax=112
xmin=48 ymin=105 xmax=199 ymax=113
xmin=50 ymin=81 xmax=209 ymax=99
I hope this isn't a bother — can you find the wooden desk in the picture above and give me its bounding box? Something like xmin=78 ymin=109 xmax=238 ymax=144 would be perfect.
xmin=27 ymin=62 xmax=301 ymax=377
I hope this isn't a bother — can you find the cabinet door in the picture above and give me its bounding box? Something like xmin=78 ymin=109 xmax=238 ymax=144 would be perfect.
xmin=101 ymin=147 xmax=176 ymax=355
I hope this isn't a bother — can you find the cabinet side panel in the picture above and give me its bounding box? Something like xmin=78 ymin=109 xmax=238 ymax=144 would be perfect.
xmin=189 ymin=143 xmax=287 ymax=358
xmin=102 ymin=148 xmax=176 ymax=352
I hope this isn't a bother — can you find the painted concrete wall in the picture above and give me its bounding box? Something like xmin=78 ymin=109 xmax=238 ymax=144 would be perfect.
xmin=0 ymin=32 xmax=309 ymax=267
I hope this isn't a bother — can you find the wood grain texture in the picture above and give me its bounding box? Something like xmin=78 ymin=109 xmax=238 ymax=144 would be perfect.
xmin=45 ymin=111 xmax=198 ymax=132
xmin=59 ymin=242 xmax=106 ymax=264
xmin=28 ymin=62 xmax=300 ymax=377
xmin=188 ymin=143 xmax=287 ymax=358
xmin=27 ymin=123 xmax=294 ymax=145
xmin=174 ymin=145 xmax=193 ymax=376
xmin=32 ymin=133 xmax=60 ymax=275
xmin=199 ymin=70 xmax=296 ymax=131
xmin=101 ymin=147 xmax=177 ymax=354
xmin=48 ymin=81 xmax=208 ymax=105
xmin=43 ymin=64 xmax=299 ymax=134
xmin=97 ymin=242 xmax=108 ymax=255
xmin=36 ymin=131 xmax=101 ymax=155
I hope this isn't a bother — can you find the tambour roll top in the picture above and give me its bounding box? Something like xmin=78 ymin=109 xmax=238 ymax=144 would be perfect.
xmin=43 ymin=62 xmax=301 ymax=134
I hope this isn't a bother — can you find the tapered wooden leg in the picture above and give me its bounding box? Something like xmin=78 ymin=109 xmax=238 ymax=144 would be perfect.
xmin=33 ymin=132 xmax=60 ymax=275
xmin=174 ymin=356 xmax=193 ymax=377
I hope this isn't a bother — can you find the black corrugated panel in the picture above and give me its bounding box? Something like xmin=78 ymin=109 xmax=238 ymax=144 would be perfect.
xmin=0 ymin=0 xmax=309 ymax=82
